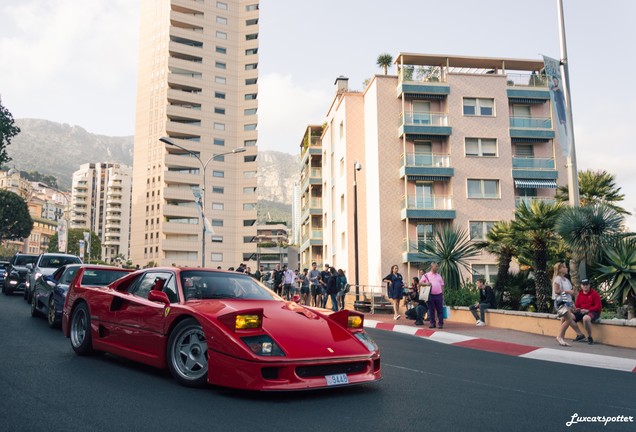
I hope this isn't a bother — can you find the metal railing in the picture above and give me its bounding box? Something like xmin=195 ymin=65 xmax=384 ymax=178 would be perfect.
xmin=512 ymin=157 xmax=555 ymax=170
xmin=506 ymin=73 xmax=548 ymax=88
xmin=400 ymin=112 xmax=449 ymax=127
xmin=402 ymin=195 xmax=453 ymax=210
xmin=509 ymin=116 xmax=552 ymax=129
xmin=402 ymin=153 xmax=450 ymax=167
xmin=515 ymin=196 xmax=556 ymax=207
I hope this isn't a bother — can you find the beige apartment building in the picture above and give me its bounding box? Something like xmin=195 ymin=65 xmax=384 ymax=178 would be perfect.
xmin=71 ymin=163 xmax=132 ymax=262
xmin=130 ymin=0 xmax=259 ymax=268
xmin=300 ymin=53 xmax=566 ymax=289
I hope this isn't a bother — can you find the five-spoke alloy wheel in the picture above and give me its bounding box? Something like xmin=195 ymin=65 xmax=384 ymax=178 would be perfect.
xmin=167 ymin=318 xmax=209 ymax=387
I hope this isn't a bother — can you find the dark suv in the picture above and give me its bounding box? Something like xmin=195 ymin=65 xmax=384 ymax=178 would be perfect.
xmin=2 ymin=253 xmax=38 ymax=295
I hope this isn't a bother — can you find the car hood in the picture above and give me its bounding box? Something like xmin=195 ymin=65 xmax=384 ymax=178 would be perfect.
xmin=189 ymin=300 xmax=370 ymax=359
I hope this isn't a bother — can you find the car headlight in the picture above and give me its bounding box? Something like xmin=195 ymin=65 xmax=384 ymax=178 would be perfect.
xmin=355 ymin=332 xmax=378 ymax=353
xmin=348 ymin=315 xmax=363 ymax=329
xmin=35 ymin=272 xmax=42 ymax=280
xmin=235 ymin=314 xmax=261 ymax=330
xmin=241 ymin=335 xmax=285 ymax=356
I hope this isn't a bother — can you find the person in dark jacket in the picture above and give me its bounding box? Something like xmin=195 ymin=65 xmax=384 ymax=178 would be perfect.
xmin=405 ymin=277 xmax=428 ymax=325
xmin=469 ymin=278 xmax=496 ymax=326
xmin=382 ymin=265 xmax=404 ymax=320
xmin=326 ymin=267 xmax=339 ymax=312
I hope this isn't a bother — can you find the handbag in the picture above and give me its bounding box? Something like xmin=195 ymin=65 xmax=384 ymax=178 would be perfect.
xmin=419 ymin=284 xmax=431 ymax=301
xmin=556 ymin=304 xmax=570 ymax=317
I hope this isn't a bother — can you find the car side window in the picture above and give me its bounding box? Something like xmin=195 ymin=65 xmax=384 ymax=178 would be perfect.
xmin=164 ymin=276 xmax=180 ymax=303
xmin=130 ymin=273 xmax=159 ymax=299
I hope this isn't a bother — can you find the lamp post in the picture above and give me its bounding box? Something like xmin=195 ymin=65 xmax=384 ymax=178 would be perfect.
xmin=160 ymin=137 xmax=246 ymax=267
xmin=353 ymin=161 xmax=362 ymax=301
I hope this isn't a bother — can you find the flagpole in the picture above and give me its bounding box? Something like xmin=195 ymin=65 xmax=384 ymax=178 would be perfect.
xmin=557 ymin=0 xmax=580 ymax=207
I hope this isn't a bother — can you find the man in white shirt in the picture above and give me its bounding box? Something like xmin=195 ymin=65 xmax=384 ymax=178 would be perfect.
xmin=282 ymin=265 xmax=296 ymax=301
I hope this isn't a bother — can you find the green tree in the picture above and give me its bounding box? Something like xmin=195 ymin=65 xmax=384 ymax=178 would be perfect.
xmin=511 ymin=200 xmax=563 ymax=312
xmin=478 ymin=220 xmax=517 ymax=305
xmin=0 ymin=190 xmax=33 ymax=241
xmin=19 ymin=170 xmax=59 ymax=189
xmin=593 ymin=236 xmax=636 ymax=317
xmin=0 ymin=98 xmax=21 ymax=165
xmin=48 ymin=229 xmax=101 ymax=260
xmin=555 ymin=204 xmax=625 ymax=289
xmin=556 ymin=169 xmax=628 ymax=214
xmin=417 ymin=226 xmax=481 ymax=290
xmin=376 ymin=53 xmax=393 ymax=75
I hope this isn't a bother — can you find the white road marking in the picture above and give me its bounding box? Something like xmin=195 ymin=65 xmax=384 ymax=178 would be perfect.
xmin=520 ymin=348 xmax=636 ymax=372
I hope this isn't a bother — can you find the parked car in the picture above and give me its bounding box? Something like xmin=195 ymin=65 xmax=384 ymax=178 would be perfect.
xmin=31 ymin=264 xmax=132 ymax=328
xmin=63 ymin=267 xmax=382 ymax=390
xmin=24 ymin=253 xmax=82 ymax=303
xmin=2 ymin=253 xmax=38 ymax=295
xmin=0 ymin=260 xmax=9 ymax=287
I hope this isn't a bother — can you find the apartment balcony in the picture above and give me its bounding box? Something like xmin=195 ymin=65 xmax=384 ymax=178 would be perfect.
xmin=506 ymin=73 xmax=550 ymax=102
xmin=301 ymin=141 xmax=322 ymax=165
xmin=301 ymin=204 xmax=321 ymax=223
xmin=170 ymin=10 xmax=204 ymax=30
xmin=400 ymin=153 xmax=453 ymax=179
xmin=512 ymin=157 xmax=558 ymax=180
xmin=164 ymin=187 xmax=196 ymax=202
xmin=104 ymin=222 xmax=121 ymax=231
xmin=166 ymin=104 xmax=202 ymax=122
xmin=164 ymin=170 xmax=201 ymax=186
xmin=166 ymin=120 xmax=202 ymax=137
xmin=400 ymin=195 xmax=455 ymax=220
xmin=401 ymin=239 xmax=433 ymax=264
xmin=168 ymin=72 xmax=203 ymax=89
xmin=509 ymin=116 xmax=555 ymax=139
xmin=164 ymin=204 xmax=197 ymax=218
xmin=163 ymin=239 xmax=199 ymax=252
xmin=163 ymin=221 xmax=199 ymax=235
xmin=399 ymin=112 xmax=451 ymax=138
xmin=168 ymin=56 xmax=203 ymax=74
xmin=167 ymin=88 xmax=204 ymax=105
xmin=397 ymin=79 xmax=450 ymax=99
xmin=515 ymin=196 xmax=557 ymax=207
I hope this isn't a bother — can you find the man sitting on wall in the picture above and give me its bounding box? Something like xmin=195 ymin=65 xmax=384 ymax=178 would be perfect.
xmin=469 ymin=278 xmax=496 ymax=326
xmin=573 ymin=279 xmax=602 ymax=345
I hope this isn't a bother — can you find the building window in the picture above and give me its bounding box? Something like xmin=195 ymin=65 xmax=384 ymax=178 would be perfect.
xmin=215 ymin=76 xmax=226 ymax=84
xmin=245 ymin=78 xmax=257 ymax=85
xmin=243 ymin=203 xmax=257 ymax=211
xmin=244 ymin=139 xmax=257 ymax=147
xmin=214 ymin=107 xmax=225 ymax=115
xmin=243 ymin=187 xmax=256 ymax=194
xmin=245 ymin=93 xmax=257 ymax=100
xmin=246 ymin=33 xmax=258 ymax=40
xmin=212 ymin=170 xmax=224 ymax=178
xmin=216 ymin=1 xmax=228 ymax=10
xmin=463 ymin=98 xmax=494 ymax=116
xmin=216 ymin=16 xmax=227 ymax=25
xmin=244 ymin=155 xmax=257 ymax=162
xmin=211 ymin=219 xmax=223 ymax=227
xmin=246 ymin=4 xmax=259 ymax=11
xmin=216 ymin=31 xmax=227 ymax=40
xmin=245 ymin=48 xmax=258 ymax=55
xmin=243 ymin=219 xmax=256 ymax=226
xmin=216 ymin=46 xmax=226 ymax=54
xmin=469 ymin=221 xmax=496 ymax=240
xmin=212 ymin=203 xmax=224 ymax=210
xmin=213 ymin=138 xmax=225 ymax=146
xmin=340 ymin=194 xmax=345 ymax=212
xmin=245 ymin=63 xmax=258 ymax=70
xmin=211 ymin=236 xmax=223 ymax=243
xmin=472 ymin=264 xmax=498 ymax=285
xmin=215 ymin=61 xmax=226 ymax=69
xmin=244 ymin=124 xmax=257 ymax=131
xmin=243 ymin=171 xmax=257 ymax=178
xmin=465 ymin=138 xmax=497 ymax=157
xmin=215 ymin=92 xmax=226 ymax=99
xmin=211 ymin=253 xmax=223 ymax=262
xmin=246 ymin=18 xmax=258 ymax=25
xmin=244 ymin=108 xmax=257 ymax=115
xmin=212 ymin=186 xmax=224 ymax=194
xmin=467 ymin=179 xmax=499 ymax=199
xmin=214 ymin=122 xmax=225 ymax=131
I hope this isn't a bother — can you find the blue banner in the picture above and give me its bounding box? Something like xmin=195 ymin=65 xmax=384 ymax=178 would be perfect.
xmin=543 ymin=55 xmax=572 ymax=157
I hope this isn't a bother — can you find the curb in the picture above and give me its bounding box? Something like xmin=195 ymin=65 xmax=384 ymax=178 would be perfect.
xmin=364 ymin=319 xmax=636 ymax=373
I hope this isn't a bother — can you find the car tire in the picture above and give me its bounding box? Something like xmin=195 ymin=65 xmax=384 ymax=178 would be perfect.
xmin=167 ymin=318 xmax=208 ymax=387
xmin=47 ymin=296 xmax=59 ymax=328
xmin=70 ymin=302 xmax=94 ymax=356
xmin=31 ymin=293 xmax=42 ymax=317
xmin=23 ymin=286 xmax=28 ymax=301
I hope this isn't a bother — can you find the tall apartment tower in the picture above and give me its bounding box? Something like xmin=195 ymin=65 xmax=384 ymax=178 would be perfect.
xmin=71 ymin=163 xmax=132 ymax=262
xmin=305 ymin=53 xmax=566 ymax=288
xmin=130 ymin=0 xmax=259 ymax=268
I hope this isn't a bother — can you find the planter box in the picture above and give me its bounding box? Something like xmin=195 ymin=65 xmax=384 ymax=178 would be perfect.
xmin=449 ymin=307 xmax=636 ymax=349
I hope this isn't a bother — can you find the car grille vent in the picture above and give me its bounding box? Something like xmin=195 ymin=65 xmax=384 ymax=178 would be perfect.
xmin=296 ymin=361 xmax=367 ymax=378
xmin=261 ymin=367 xmax=279 ymax=380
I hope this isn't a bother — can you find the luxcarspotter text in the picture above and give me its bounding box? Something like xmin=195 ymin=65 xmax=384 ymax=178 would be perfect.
xmin=566 ymin=413 xmax=634 ymax=427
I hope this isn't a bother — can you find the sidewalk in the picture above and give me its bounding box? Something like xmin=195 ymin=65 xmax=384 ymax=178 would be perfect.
xmin=363 ymin=312 xmax=636 ymax=373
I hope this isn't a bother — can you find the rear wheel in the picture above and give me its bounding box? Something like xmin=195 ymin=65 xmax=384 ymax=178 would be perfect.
xmin=70 ymin=303 xmax=94 ymax=355
xmin=167 ymin=319 xmax=208 ymax=387
xmin=47 ymin=296 xmax=59 ymax=328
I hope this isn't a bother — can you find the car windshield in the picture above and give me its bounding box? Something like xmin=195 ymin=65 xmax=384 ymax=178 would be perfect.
xmin=40 ymin=255 xmax=82 ymax=269
xmin=81 ymin=269 xmax=131 ymax=286
xmin=180 ymin=270 xmax=278 ymax=301
xmin=15 ymin=256 xmax=38 ymax=266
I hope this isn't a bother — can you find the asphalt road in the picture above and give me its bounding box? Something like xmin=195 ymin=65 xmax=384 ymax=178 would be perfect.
xmin=1 ymin=293 xmax=634 ymax=432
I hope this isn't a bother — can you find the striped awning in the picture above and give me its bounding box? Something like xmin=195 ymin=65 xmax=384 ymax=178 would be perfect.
xmin=405 ymin=93 xmax=447 ymax=100
xmin=407 ymin=175 xmax=450 ymax=181
xmin=508 ymin=97 xmax=546 ymax=104
xmin=511 ymin=137 xmax=550 ymax=143
xmin=514 ymin=179 xmax=558 ymax=189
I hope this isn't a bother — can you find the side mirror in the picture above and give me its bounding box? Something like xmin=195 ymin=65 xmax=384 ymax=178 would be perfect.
xmin=148 ymin=290 xmax=170 ymax=306
xmin=45 ymin=276 xmax=58 ymax=288
xmin=26 ymin=263 xmax=34 ymax=271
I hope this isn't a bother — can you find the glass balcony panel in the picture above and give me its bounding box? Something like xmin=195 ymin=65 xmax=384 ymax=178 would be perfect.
xmin=509 ymin=116 xmax=552 ymax=129
xmin=514 ymin=196 xmax=556 ymax=207
xmin=512 ymin=157 xmax=555 ymax=170
xmin=404 ymin=153 xmax=450 ymax=167
xmin=402 ymin=195 xmax=453 ymax=210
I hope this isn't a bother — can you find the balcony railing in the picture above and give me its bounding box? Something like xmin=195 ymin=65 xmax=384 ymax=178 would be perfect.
xmin=311 ymin=229 xmax=323 ymax=240
xmin=402 ymin=239 xmax=434 ymax=253
xmin=402 ymin=195 xmax=453 ymax=210
xmin=310 ymin=167 xmax=322 ymax=178
xmin=515 ymin=196 xmax=556 ymax=207
xmin=512 ymin=157 xmax=555 ymax=170
xmin=310 ymin=197 xmax=322 ymax=208
xmin=402 ymin=153 xmax=450 ymax=167
xmin=400 ymin=112 xmax=449 ymax=127
xmin=509 ymin=116 xmax=552 ymax=129
xmin=506 ymin=73 xmax=548 ymax=88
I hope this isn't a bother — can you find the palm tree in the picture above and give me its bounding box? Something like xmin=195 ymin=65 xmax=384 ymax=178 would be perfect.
xmin=511 ymin=200 xmax=563 ymax=312
xmin=555 ymin=204 xmax=625 ymax=289
xmin=594 ymin=236 xmax=636 ymax=319
xmin=376 ymin=53 xmax=393 ymax=75
xmin=556 ymin=169 xmax=629 ymax=215
xmin=478 ymin=220 xmax=517 ymax=305
xmin=417 ymin=226 xmax=481 ymax=291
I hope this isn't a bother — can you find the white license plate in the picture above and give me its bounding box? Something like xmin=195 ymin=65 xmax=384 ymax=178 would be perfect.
xmin=325 ymin=373 xmax=349 ymax=386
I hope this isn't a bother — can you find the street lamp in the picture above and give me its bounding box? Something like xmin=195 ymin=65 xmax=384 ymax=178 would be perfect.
xmin=353 ymin=161 xmax=362 ymax=301
xmin=160 ymin=137 xmax=246 ymax=267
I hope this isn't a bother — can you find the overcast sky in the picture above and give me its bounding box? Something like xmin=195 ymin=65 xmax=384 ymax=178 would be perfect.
xmin=1 ymin=0 xmax=635 ymax=226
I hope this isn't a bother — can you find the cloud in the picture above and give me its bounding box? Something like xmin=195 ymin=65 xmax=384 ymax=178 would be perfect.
xmin=257 ymin=73 xmax=330 ymax=154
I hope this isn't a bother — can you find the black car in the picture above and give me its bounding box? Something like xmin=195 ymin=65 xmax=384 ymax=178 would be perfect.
xmin=0 ymin=260 xmax=9 ymax=286
xmin=2 ymin=253 xmax=38 ymax=295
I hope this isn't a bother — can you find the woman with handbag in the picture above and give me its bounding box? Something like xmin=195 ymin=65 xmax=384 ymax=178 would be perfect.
xmin=383 ymin=265 xmax=404 ymax=320
xmin=553 ymin=262 xmax=585 ymax=346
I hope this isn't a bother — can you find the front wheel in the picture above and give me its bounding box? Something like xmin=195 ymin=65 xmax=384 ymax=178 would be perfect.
xmin=167 ymin=318 xmax=209 ymax=387
xmin=31 ymin=294 xmax=42 ymax=317
xmin=70 ymin=303 xmax=94 ymax=355
xmin=48 ymin=296 xmax=60 ymax=328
